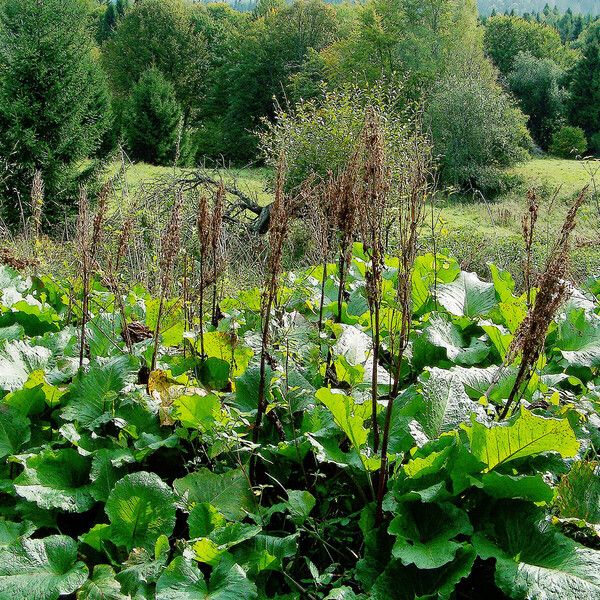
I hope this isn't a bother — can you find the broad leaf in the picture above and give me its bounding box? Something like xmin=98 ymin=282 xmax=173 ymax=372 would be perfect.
xmin=424 ymin=313 xmax=490 ymax=366
xmin=174 ymin=468 xmax=254 ymax=520
xmin=105 ymin=472 xmax=176 ymax=551
xmin=437 ymin=271 xmax=497 ymax=317
xmin=77 ymin=565 xmax=128 ymax=600
xmin=474 ymin=503 xmax=600 ymax=599
xmin=315 ymin=388 xmax=370 ymax=450
xmin=156 ymin=556 xmax=257 ymax=600
xmin=61 ymin=355 xmax=137 ymax=429
xmin=0 ymin=405 xmax=30 ymax=458
xmin=556 ymin=309 xmax=600 ymax=368
xmin=14 ymin=449 xmax=94 ymax=513
xmin=416 ymin=368 xmax=489 ymax=438
xmin=463 ymin=409 xmax=579 ymax=470
xmin=0 ymin=535 xmax=88 ymax=600
xmin=389 ymin=501 xmax=473 ymax=569
xmin=372 ymin=546 xmax=476 ymax=600
xmin=0 ymin=340 xmax=51 ymax=392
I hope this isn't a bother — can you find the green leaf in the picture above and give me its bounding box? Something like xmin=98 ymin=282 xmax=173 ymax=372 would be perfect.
xmin=423 ymin=313 xmax=490 ymax=366
xmin=0 ymin=535 xmax=88 ymax=600
xmin=437 ymin=271 xmax=497 ymax=317
xmin=89 ymin=449 xmax=128 ymax=503
xmin=0 ymin=340 xmax=51 ymax=392
xmin=14 ymin=449 xmax=94 ymax=513
xmin=105 ymin=472 xmax=176 ymax=551
xmin=411 ymin=254 xmax=461 ymax=314
xmin=196 ymin=331 xmax=253 ymax=378
xmin=416 ymin=368 xmax=489 ymax=438
xmin=156 ymin=556 xmax=257 ymax=600
xmin=174 ymin=469 xmax=255 ymax=520
xmin=489 ymin=264 xmax=516 ymax=303
xmin=389 ymin=502 xmax=473 ymax=569
xmin=286 ymin=490 xmax=316 ymax=525
xmin=0 ymin=323 xmax=24 ymax=342
xmin=188 ymin=503 xmax=227 ymax=538
xmin=116 ymin=536 xmax=170 ymax=597
xmin=463 ymin=409 xmax=580 ymax=471
xmin=474 ymin=503 xmax=600 ymax=599
xmin=4 ymin=370 xmax=65 ymax=415
xmin=479 ymin=472 xmax=554 ymax=503
xmin=0 ymin=405 xmax=30 ymax=458
xmin=556 ymin=461 xmax=600 ymax=524
xmin=172 ymin=392 xmax=222 ymax=430
xmin=315 ymin=388 xmax=370 ymax=450
xmin=372 ymin=546 xmax=475 ymax=600
xmin=61 ymin=355 xmax=137 ymax=429
xmin=77 ymin=565 xmax=128 ymax=600
xmin=556 ymin=309 xmax=600 ymax=368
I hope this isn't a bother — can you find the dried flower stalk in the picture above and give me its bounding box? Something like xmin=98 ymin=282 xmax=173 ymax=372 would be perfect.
xmin=357 ymin=109 xmax=389 ymax=454
xmin=522 ymin=189 xmax=539 ymax=308
xmin=376 ymin=132 xmax=431 ymax=525
xmin=500 ymin=188 xmax=587 ymax=419
xmin=151 ymin=191 xmax=184 ymax=371
xmin=30 ymin=170 xmax=44 ymax=241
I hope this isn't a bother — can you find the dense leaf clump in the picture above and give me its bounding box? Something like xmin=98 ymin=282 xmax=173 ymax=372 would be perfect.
xmin=0 ymin=253 xmax=599 ymax=599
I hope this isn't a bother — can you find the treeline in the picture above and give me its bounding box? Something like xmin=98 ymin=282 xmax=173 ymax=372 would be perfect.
xmin=1 ymin=0 xmax=600 ymax=227
xmin=479 ymin=1 xmax=600 ymax=17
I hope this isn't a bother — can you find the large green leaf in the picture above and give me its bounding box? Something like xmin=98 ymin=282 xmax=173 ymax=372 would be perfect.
xmin=423 ymin=313 xmax=490 ymax=366
xmin=0 ymin=340 xmax=51 ymax=392
xmin=116 ymin=535 xmax=170 ymax=597
xmin=389 ymin=502 xmax=473 ymax=569
xmin=77 ymin=565 xmax=128 ymax=600
xmin=556 ymin=309 xmax=600 ymax=368
xmin=372 ymin=546 xmax=476 ymax=600
xmin=436 ymin=271 xmax=497 ymax=317
xmin=174 ymin=468 xmax=255 ymax=520
xmin=415 ymin=368 xmax=489 ymax=438
xmin=61 ymin=355 xmax=137 ymax=429
xmin=89 ymin=449 xmax=129 ymax=503
xmin=315 ymin=388 xmax=370 ymax=450
xmin=0 ymin=405 xmax=30 ymax=458
xmin=14 ymin=449 xmax=94 ymax=513
xmin=463 ymin=409 xmax=580 ymax=471
xmin=474 ymin=503 xmax=600 ymax=599
xmin=556 ymin=461 xmax=600 ymax=524
xmin=156 ymin=556 xmax=257 ymax=600
xmin=105 ymin=472 xmax=176 ymax=551
xmin=411 ymin=254 xmax=461 ymax=314
xmin=0 ymin=535 xmax=88 ymax=600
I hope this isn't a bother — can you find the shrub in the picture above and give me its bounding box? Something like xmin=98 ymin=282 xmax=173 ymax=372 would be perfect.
xmin=426 ymin=67 xmax=531 ymax=192
xmin=123 ymin=69 xmax=183 ymax=166
xmin=259 ymin=80 xmax=423 ymax=190
xmin=549 ymin=126 xmax=588 ymax=159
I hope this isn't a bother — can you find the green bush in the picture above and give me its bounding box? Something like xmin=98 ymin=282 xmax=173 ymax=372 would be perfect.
xmin=123 ymin=69 xmax=183 ymax=166
xmin=426 ymin=68 xmax=531 ymax=192
xmin=549 ymin=126 xmax=588 ymax=158
xmin=259 ymin=80 xmax=424 ymax=190
xmin=590 ymin=132 xmax=600 ymax=155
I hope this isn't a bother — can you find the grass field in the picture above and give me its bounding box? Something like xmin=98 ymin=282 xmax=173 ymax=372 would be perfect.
xmin=100 ymin=157 xmax=600 ymax=285
xmin=103 ymin=161 xmax=274 ymax=206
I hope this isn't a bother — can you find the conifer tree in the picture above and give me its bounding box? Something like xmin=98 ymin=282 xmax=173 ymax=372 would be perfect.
xmin=0 ymin=0 xmax=111 ymax=227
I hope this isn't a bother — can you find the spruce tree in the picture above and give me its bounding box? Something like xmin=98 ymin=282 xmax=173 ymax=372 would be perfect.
xmin=569 ymin=22 xmax=600 ymax=137
xmin=123 ymin=68 xmax=183 ymax=166
xmin=0 ymin=0 xmax=111 ymax=227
